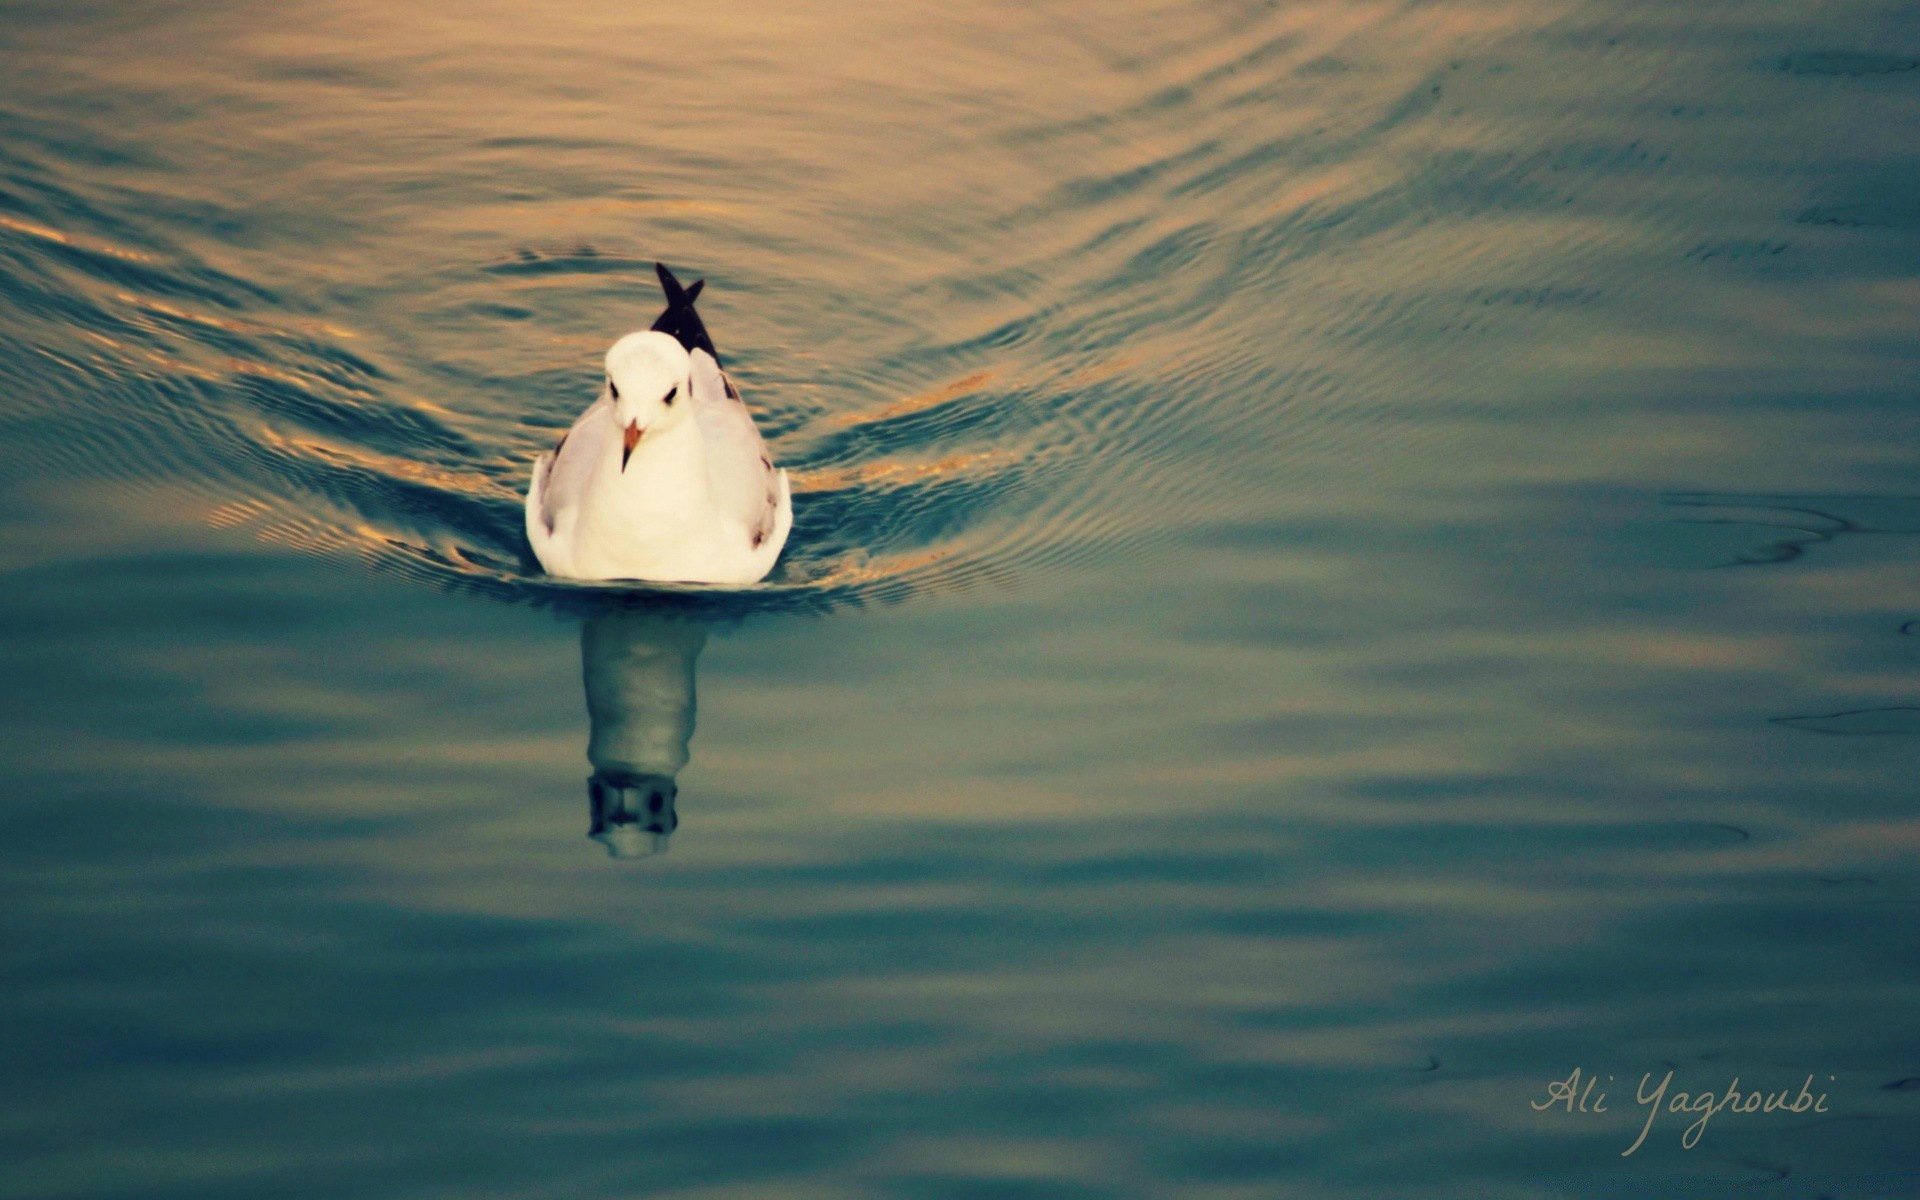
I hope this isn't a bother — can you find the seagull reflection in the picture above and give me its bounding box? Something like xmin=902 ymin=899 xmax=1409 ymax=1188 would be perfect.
xmin=579 ymin=609 xmax=707 ymax=857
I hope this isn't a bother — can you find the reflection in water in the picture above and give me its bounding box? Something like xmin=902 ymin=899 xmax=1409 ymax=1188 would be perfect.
xmin=580 ymin=609 xmax=707 ymax=857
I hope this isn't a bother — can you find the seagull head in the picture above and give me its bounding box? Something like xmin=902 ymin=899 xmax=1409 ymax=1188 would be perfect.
xmin=604 ymin=331 xmax=693 ymax=468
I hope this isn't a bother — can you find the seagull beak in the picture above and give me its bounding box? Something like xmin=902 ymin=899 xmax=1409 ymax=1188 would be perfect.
xmin=621 ymin=421 xmax=642 ymax=469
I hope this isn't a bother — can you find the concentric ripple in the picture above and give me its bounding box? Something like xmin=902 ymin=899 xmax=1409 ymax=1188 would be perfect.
xmin=5 ymin=0 xmax=1916 ymax=620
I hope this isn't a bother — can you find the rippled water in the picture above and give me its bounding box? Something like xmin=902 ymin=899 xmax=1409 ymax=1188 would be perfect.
xmin=4 ymin=0 xmax=1919 ymax=1195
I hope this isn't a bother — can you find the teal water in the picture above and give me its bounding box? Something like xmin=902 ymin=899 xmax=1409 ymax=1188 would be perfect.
xmin=3 ymin=0 xmax=1919 ymax=1195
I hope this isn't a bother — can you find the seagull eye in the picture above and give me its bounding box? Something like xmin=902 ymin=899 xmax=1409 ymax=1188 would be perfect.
xmin=608 ymin=377 xmax=619 ymax=400
xmin=662 ymin=386 xmax=677 ymax=407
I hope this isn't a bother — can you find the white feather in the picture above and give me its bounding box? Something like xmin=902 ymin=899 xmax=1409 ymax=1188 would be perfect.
xmin=525 ymin=332 xmax=792 ymax=585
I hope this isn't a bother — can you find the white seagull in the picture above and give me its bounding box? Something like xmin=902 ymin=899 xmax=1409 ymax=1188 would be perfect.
xmin=525 ymin=264 xmax=792 ymax=584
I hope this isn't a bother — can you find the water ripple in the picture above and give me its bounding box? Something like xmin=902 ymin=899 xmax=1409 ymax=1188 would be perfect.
xmin=6 ymin=0 xmax=1914 ymax=627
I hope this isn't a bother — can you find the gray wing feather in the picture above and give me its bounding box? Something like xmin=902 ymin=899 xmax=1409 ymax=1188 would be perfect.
xmin=689 ymin=350 xmax=780 ymax=544
xmin=537 ymin=395 xmax=614 ymax=534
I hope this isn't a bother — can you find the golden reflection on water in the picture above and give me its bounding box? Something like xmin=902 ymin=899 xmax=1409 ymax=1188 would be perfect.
xmin=9 ymin=0 xmax=1784 ymax=608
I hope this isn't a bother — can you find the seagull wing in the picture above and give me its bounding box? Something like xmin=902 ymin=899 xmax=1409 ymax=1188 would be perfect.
xmin=532 ymin=395 xmax=615 ymax=539
xmin=689 ymin=349 xmax=781 ymax=549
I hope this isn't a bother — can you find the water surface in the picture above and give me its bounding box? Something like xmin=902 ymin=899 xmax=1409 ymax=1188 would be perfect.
xmin=3 ymin=0 xmax=1919 ymax=1195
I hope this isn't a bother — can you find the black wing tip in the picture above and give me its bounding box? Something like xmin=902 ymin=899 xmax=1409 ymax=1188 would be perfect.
xmin=649 ymin=261 xmax=721 ymax=365
xmin=655 ymin=262 xmax=706 ymax=301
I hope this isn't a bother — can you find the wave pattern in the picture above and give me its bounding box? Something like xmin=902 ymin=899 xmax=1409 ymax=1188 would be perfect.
xmin=3 ymin=0 xmax=1916 ymax=616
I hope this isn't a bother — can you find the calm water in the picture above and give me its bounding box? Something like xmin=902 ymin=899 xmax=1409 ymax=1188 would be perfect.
xmin=3 ymin=0 xmax=1919 ymax=1195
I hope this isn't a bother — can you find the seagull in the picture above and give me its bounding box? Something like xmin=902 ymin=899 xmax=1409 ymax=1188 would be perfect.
xmin=525 ymin=264 xmax=792 ymax=584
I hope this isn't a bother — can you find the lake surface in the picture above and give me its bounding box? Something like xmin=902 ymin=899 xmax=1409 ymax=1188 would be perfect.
xmin=3 ymin=0 xmax=1919 ymax=1195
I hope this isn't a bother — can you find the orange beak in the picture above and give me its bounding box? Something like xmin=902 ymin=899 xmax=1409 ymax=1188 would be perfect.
xmin=621 ymin=420 xmax=641 ymax=468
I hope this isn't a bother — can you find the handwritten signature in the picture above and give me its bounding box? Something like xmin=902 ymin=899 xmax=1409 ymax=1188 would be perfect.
xmin=1529 ymin=1068 xmax=1831 ymax=1155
